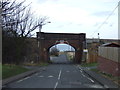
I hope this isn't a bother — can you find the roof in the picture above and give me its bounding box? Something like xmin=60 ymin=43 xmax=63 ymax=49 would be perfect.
xmin=100 ymin=42 xmax=120 ymax=47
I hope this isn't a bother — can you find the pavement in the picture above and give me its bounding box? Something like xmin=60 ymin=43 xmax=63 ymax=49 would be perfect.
xmin=78 ymin=65 xmax=119 ymax=89
xmin=2 ymin=66 xmax=46 ymax=86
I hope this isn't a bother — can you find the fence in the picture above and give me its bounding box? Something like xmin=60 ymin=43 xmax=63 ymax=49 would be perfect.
xmin=86 ymin=42 xmax=99 ymax=63
xmin=98 ymin=47 xmax=120 ymax=63
xmin=98 ymin=46 xmax=120 ymax=76
xmin=87 ymin=51 xmax=98 ymax=63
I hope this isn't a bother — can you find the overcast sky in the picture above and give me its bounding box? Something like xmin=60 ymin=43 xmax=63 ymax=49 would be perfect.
xmin=23 ymin=0 xmax=119 ymax=39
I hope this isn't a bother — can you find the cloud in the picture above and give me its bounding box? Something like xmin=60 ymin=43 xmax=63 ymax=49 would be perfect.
xmin=92 ymin=11 xmax=115 ymax=17
xmin=32 ymin=2 xmax=89 ymax=24
xmin=102 ymin=0 xmax=119 ymax=3
xmin=25 ymin=0 xmax=118 ymax=39
xmin=56 ymin=25 xmax=65 ymax=28
xmin=38 ymin=0 xmax=61 ymax=5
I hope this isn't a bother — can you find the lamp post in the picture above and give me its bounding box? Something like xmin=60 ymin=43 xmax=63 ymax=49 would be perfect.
xmin=39 ymin=24 xmax=42 ymax=32
xmin=38 ymin=21 xmax=51 ymax=32
xmin=98 ymin=33 xmax=100 ymax=43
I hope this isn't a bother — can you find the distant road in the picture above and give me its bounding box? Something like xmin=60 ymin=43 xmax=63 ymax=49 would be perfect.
xmin=50 ymin=54 xmax=72 ymax=64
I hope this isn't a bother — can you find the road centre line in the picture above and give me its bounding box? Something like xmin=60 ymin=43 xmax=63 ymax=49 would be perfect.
xmin=48 ymin=75 xmax=54 ymax=78
xmin=58 ymin=69 xmax=62 ymax=80
xmin=54 ymin=69 xmax=62 ymax=89
xmin=38 ymin=76 xmax=44 ymax=77
xmin=54 ymin=81 xmax=58 ymax=90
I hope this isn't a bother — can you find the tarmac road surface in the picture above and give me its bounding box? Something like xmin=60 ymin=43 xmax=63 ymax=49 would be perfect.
xmin=4 ymin=54 xmax=104 ymax=89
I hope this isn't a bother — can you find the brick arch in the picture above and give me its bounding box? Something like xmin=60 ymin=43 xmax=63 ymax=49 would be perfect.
xmin=37 ymin=32 xmax=86 ymax=64
xmin=47 ymin=40 xmax=77 ymax=51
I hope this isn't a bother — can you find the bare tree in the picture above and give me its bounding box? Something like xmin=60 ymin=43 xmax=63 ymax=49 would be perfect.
xmin=2 ymin=0 xmax=49 ymax=64
xmin=2 ymin=0 xmax=49 ymax=37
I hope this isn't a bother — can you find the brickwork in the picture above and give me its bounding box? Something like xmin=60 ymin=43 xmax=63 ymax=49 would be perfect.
xmin=37 ymin=32 xmax=86 ymax=63
xmin=97 ymin=56 xmax=120 ymax=76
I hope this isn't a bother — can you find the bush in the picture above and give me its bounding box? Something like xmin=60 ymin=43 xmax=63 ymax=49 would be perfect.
xmin=50 ymin=47 xmax=59 ymax=56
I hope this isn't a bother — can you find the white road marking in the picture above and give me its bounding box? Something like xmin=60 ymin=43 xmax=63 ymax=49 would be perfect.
xmin=58 ymin=70 xmax=62 ymax=80
xmin=88 ymin=78 xmax=94 ymax=83
xmin=16 ymin=76 xmax=30 ymax=83
xmin=17 ymin=79 xmax=23 ymax=83
xmin=80 ymin=70 xmax=83 ymax=73
xmin=85 ymin=76 xmax=94 ymax=83
xmin=54 ymin=81 xmax=58 ymax=90
xmin=74 ymin=65 xmax=82 ymax=71
xmin=82 ymin=74 xmax=86 ymax=77
xmin=78 ymin=68 xmax=95 ymax=83
xmin=54 ymin=69 xmax=62 ymax=90
xmin=79 ymin=68 xmax=82 ymax=71
xmin=48 ymin=75 xmax=54 ymax=78
xmin=24 ymin=76 xmax=30 ymax=79
xmin=84 ymin=84 xmax=103 ymax=88
xmin=38 ymin=76 xmax=44 ymax=77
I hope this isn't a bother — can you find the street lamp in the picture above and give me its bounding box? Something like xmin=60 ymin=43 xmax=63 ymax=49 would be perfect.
xmin=38 ymin=21 xmax=51 ymax=48
xmin=98 ymin=33 xmax=100 ymax=43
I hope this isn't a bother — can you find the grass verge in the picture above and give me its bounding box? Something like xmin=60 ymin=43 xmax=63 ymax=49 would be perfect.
xmin=81 ymin=62 xmax=98 ymax=67
xmin=36 ymin=62 xmax=49 ymax=66
xmin=23 ymin=62 xmax=49 ymax=66
xmin=81 ymin=62 xmax=120 ymax=86
xmin=2 ymin=64 xmax=29 ymax=79
xmin=91 ymin=68 xmax=120 ymax=86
